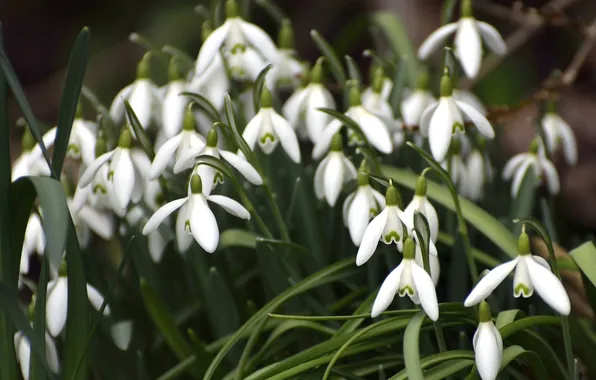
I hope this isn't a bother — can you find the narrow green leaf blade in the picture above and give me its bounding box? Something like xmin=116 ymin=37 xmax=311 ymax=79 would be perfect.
xmin=402 ymin=310 xmax=426 ymax=380
xmin=252 ymin=64 xmax=273 ymax=114
xmin=181 ymin=92 xmax=221 ymax=122
xmin=124 ymin=101 xmax=155 ymax=160
xmin=52 ymin=27 xmax=90 ymax=176
xmin=310 ymin=30 xmax=347 ymax=85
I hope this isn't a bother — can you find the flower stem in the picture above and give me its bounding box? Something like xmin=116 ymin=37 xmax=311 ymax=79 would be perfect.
xmin=433 ymin=322 xmax=448 ymax=353
xmin=263 ymin=182 xmax=290 ymax=240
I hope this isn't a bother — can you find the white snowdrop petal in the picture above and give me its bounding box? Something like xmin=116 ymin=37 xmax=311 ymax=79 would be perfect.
xmin=526 ymin=256 xmax=570 ymax=315
xmin=428 ymin=100 xmax=454 ymax=162
xmin=196 ymin=21 xmax=230 ymax=75
xmin=190 ymin=196 xmax=219 ymax=253
xmin=242 ymin=111 xmax=263 ymax=150
xmin=347 ymin=189 xmax=371 ymax=245
xmin=502 ymin=154 xmax=526 ymax=180
xmin=175 ymin=203 xmax=193 ymax=252
xmin=541 ymin=158 xmax=560 ymax=195
xmin=476 ymin=21 xmax=507 ymax=55
xmin=312 ymin=118 xmax=342 ymax=160
xmin=44 ymin=333 xmax=60 ymax=373
xmin=411 ymin=263 xmax=439 ymax=321
xmin=464 ymin=258 xmax=519 ymax=307
xmin=79 ymin=151 xmax=115 ymax=188
xmin=418 ymin=23 xmax=458 ymax=59
xmin=238 ymin=19 xmax=277 ymax=62
xmin=86 ymin=284 xmax=110 ymax=315
xmin=418 ymin=103 xmax=438 ymax=137
xmin=557 ymin=117 xmax=578 ymax=165
xmin=323 ymin=154 xmax=345 ymax=206
xmin=510 ymin=159 xmax=533 ymax=198
xmin=455 ymin=19 xmax=482 ymax=78
xmin=150 ymin=134 xmax=183 ymax=180
xmin=109 ymin=84 xmax=133 ymax=126
xmin=17 ymin=334 xmax=32 ymax=380
xmin=142 ymin=198 xmax=187 ymax=235
xmin=271 ymin=112 xmax=301 ymax=163
xmin=475 ymin=322 xmax=502 ymax=380
xmin=207 ymin=195 xmax=250 ymax=219
xmin=78 ymin=206 xmax=114 ymax=240
xmin=129 ymin=80 xmax=157 ymax=129
xmin=356 ymin=209 xmax=389 ymax=266
xmin=111 ymin=320 xmax=134 ymax=351
xmin=46 ymin=278 xmax=68 ymax=337
xmin=357 ymin=109 xmax=393 ymax=154
xmin=162 ymin=82 xmax=188 ymax=138
xmin=75 ymin=122 xmax=98 ymax=166
xmin=342 ymin=192 xmax=356 ymax=227
xmin=455 ymin=100 xmax=494 ymax=138
xmin=148 ymin=231 xmax=168 ymax=263
xmin=282 ymin=87 xmax=309 ymax=127
xmin=219 ymin=150 xmax=263 ymax=185
xmin=111 ymin=150 xmax=136 ymax=209
xmin=313 ymin=156 xmax=329 ymax=200
xmin=371 ymin=264 xmax=404 ymax=317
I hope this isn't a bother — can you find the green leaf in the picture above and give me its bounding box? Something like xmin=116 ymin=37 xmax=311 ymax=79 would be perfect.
xmin=508 ymin=168 xmax=536 ymax=233
xmin=224 ymin=94 xmax=257 ymax=164
xmin=499 ymin=316 xmax=560 ymax=338
xmin=495 ymin=309 xmax=525 ymax=329
xmin=382 ymin=165 xmax=518 ymax=258
xmin=570 ymin=241 xmax=596 ymax=312
xmin=124 ymin=101 xmax=155 ymax=160
xmin=11 ymin=176 xmax=69 ymax=270
xmin=63 ymin=220 xmax=89 ymax=380
xmin=413 ymin=211 xmax=431 ymax=273
xmin=162 ymin=45 xmax=195 ymax=70
xmin=139 ymin=277 xmax=193 ymax=360
xmin=500 ymin=345 xmax=549 ymax=379
xmin=0 ymin=38 xmax=54 ymax=176
xmin=0 ymin=23 xmax=18 ymax=380
xmin=187 ymin=329 xmax=216 ymax=378
xmin=344 ymin=55 xmax=362 ymax=85
xmin=388 ymin=60 xmax=408 ymax=118
xmin=390 ymin=350 xmax=475 ymax=380
xmin=441 ymin=0 xmax=460 ymax=25
xmin=310 ymin=30 xmax=347 ymax=85
xmin=52 ymin=27 xmax=90 ymax=177
xmin=180 ymin=92 xmax=221 ymax=122
xmin=203 ymin=259 xmax=354 ymax=379
xmin=252 ymin=64 xmax=273 ymax=114
xmin=0 ymin=283 xmax=55 ymax=378
xmin=425 ymin=360 xmax=475 ymax=380
xmin=367 ymin=12 xmax=418 ymax=86
xmin=220 ymin=229 xmax=258 ymax=249
xmin=402 ymin=310 xmax=426 ymax=380
xmin=255 ymin=0 xmax=287 ymax=23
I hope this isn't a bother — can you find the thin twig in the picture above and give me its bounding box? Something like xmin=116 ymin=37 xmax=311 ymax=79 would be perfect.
xmin=561 ymin=18 xmax=596 ymax=86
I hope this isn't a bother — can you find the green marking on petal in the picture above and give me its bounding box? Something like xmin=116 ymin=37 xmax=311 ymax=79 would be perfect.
xmin=185 ymin=220 xmax=191 ymax=233
xmin=369 ymin=207 xmax=378 ymax=217
xmin=67 ymin=144 xmax=80 ymax=156
xmin=399 ymin=285 xmax=415 ymax=297
xmin=259 ymin=132 xmax=276 ymax=145
xmin=383 ymin=231 xmax=400 ymax=244
xmin=93 ymin=184 xmax=107 ymax=195
xmin=514 ymin=283 xmax=532 ymax=297
xmin=108 ymin=170 xmax=114 ymax=181
xmin=214 ymin=171 xmax=225 ymax=184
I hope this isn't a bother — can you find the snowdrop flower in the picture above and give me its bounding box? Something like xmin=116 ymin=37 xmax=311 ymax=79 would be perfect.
xmin=413 ymin=233 xmax=441 ymax=287
xmin=282 ymin=58 xmax=335 ymax=143
xmin=400 ymin=73 xmax=436 ymax=128
xmin=502 ymin=137 xmax=559 ymax=197
xmin=161 ymin=58 xmax=190 ymax=139
xmin=143 ymin=174 xmax=250 ymax=253
xmin=174 ymin=127 xmax=263 ymax=195
xmin=22 ymin=212 xmax=45 ymax=259
xmin=243 ymin=87 xmax=301 ymax=163
xmin=542 ymin=107 xmax=577 ymax=165
xmin=453 ymin=89 xmax=487 ymax=116
xmin=473 ymin=302 xmax=503 ymax=380
xmin=362 ymin=67 xmax=395 ymax=125
xmin=312 ymin=85 xmax=393 ymax=159
xmin=149 ymin=106 xmax=206 ymax=180
xmin=402 ymin=176 xmax=439 ymax=241
xmin=194 ymin=0 xmax=276 ymax=81
xmin=465 ymin=232 xmax=570 ymax=315
xmin=79 ymin=129 xmax=149 ymax=211
xmin=188 ymin=21 xmax=230 ymax=113
xmin=12 ymin=128 xmax=53 ymax=180
xmin=420 ymin=70 xmax=494 ymax=162
xmin=109 ymin=54 xmax=161 ymax=129
xmin=371 ymin=237 xmax=439 ymax=321
xmin=417 ymin=0 xmax=507 ymax=78
xmin=14 ymin=329 xmax=59 ymax=380
xmin=440 ymin=138 xmax=470 ymax=196
xmin=111 ymin=320 xmax=133 ymax=351
xmin=270 ymin=20 xmax=304 ymax=88
xmin=342 ymin=171 xmax=385 ymax=246
xmin=356 ymin=182 xmax=406 ymax=266
xmin=46 ymin=267 xmax=111 ymax=337
xmin=68 ymin=194 xmax=114 ymax=249
xmin=314 ymin=133 xmax=357 ymax=207
xmin=463 ymin=140 xmax=493 ymax=201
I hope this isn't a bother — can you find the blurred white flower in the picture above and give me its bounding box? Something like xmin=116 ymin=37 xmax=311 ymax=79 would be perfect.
xmin=362 ymin=67 xmax=395 ymax=126
xmin=473 ymin=302 xmax=503 ymax=380
xmin=188 ymin=50 xmax=229 ymax=113
xmin=282 ymin=59 xmax=335 ymax=143
xmin=465 ymin=232 xmax=570 ymax=315
xmin=269 ymin=20 xmax=304 ymax=88
xmin=68 ymin=196 xmax=114 ymax=249
xmin=453 ymin=89 xmax=487 ymax=116
xmin=462 ymin=145 xmax=493 ymax=201
xmin=243 ymin=87 xmax=301 ymax=163
xmin=420 ymin=71 xmax=494 ymax=162
xmin=161 ymin=58 xmax=190 ymax=139
xmin=46 ymin=272 xmax=110 ymax=337
xmin=342 ymin=172 xmax=385 ymax=246
xmin=111 ymin=320 xmax=133 ymax=351
xmin=174 ymin=127 xmax=263 ymax=195
xmin=371 ymin=237 xmax=439 ymax=321
xmin=356 ymin=183 xmax=405 ymax=266
xmin=401 ymin=176 xmax=439 ymax=241
xmin=542 ymin=111 xmax=577 ymax=165
xmin=417 ymin=0 xmax=506 ymax=78
xmin=14 ymin=329 xmax=60 ymax=380
xmin=314 ymin=133 xmax=357 ymax=207
xmin=502 ymin=137 xmax=559 ymax=197
xmin=12 ymin=128 xmax=54 ymax=181
xmin=109 ymin=54 xmax=161 ymax=129
xmin=142 ymin=174 xmax=250 ymax=253
xmin=312 ymin=85 xmax=393 ymax=159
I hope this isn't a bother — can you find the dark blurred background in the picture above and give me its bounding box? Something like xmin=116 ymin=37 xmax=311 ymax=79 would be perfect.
xmin=2 ymin=0 xmax=596 ymax=230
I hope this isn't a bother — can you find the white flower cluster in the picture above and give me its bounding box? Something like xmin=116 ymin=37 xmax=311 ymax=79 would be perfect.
xmin=9 ymin=0 xmax=580 ymax=378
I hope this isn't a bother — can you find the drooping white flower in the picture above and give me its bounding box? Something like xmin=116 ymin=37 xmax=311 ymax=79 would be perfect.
xmin=22 ymin=212 xmax=45 ymax=259
xmin=401 ymin=176 xmax=439 ymax=241
xmin=109 ymin=54 xmax=161 ymax=129
xmin=356 ymin=182 xmax=406 ymax=266
xmin=502 ymin=137 xmax=559 ymax=197
xmin=312 ymin=85 xmax=393 ymax=159
xmin=194 ymin=0 xmax=277 ymax=81
xmin=417 ymin=0 xmax=507 ymax=78
xmin=420 ymin=70 xmax=494 ymax=162
xmin=313 ymin=133 xmax=357 ymax=207
xmin=79 ymin=129 xmax=149 ymax=212
xmin=282 ymin=59 xmax=335 ymax=143
xmin=111 ymin=320 xmax=133 ymax=351
xmin=46 ymin=271 xmax=111 ymax=337
xmin=149 ymin=107 xmax=206 ymax=180
xmin=362 ymin=67 xmax=395 ymax=126
xmin=342 ymin=172 xmax=385 ymax=246
xmin=68 ymin=196 xmax=114 ymax=249
xmin=243 ymin=87 xmax=301 ymax=163
xmin=12 ymin=128 xmax=54 ymax=180
xmin=401 ymin=89 xmax=436 ymax=128
xmin=465 ymin=232 xmax=570 ymax=315
xmin=174 ymin=127 xmax=263 ymax=195
xmin=463 ymin=143 xmax=493 ymax=201
xmin=142 ymin=174 xmax=250 ymax=253
xmin=453 ymin=89 xmax=487 ymax=116
xmin=14 ymin=329 xmax=60 ymax=380
xmin=161 ymin=58 xmax=191 ymax=139
xmin=473 ymin=302 xmax=503 ymax=380
xmin=542 ymin=110 xmax=577 ymax=165
xmin=372 ymin=237 xmax=439 ymax=321
xmin=441 ymin=143 xmax=469 ymax=196
xmin=269 ymin=20 xmax=304 ymax=88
